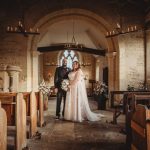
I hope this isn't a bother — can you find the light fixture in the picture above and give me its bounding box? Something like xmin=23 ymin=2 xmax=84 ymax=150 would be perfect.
xmin=6 ymin=1 xmax=40 ymax=37
xmin=105 ymin=22 xmax=139 ymax=38
xmin=44 ymin=62 xmax=59 ymax=67
xmin=6 ymin=21 xmax=40 ymax=37
xmin=80 ymin=57 xmax=91 ymax=67
xmin=64 ymin=19 xmax=84 ymax=50
xmin=105 ymin=1 xmax=141 ymax=38
xmin=44 ymin=58 xmax=59 ymax=67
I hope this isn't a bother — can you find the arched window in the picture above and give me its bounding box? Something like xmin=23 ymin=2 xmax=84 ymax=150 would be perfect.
xmin=60 ymin=50 xmax=78 ymax=69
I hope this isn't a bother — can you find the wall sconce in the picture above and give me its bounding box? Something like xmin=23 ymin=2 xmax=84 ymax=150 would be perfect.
xmin=45 ymin=62 xmax=59 ymax=67
xmin=80 ymin=57 xmax=91 ymax=67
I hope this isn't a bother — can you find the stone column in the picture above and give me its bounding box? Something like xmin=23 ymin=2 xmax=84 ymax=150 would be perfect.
xmin=145 ymin=13 xmax=150 ymax=89
xmin=95 ymin=57 xmax=100 ymax=81
xmin=32 ymin=51 xmax=40 ymax=92
xmin=7 ymin=65 xmax=21 ymax=92
xmin=106 ymin=52 xmax=117 ymax=92
xmin=0 ymin=65 xmax=9 ymax=92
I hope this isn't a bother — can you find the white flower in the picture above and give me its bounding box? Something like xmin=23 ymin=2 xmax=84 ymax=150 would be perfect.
xmin=61 ymin=79 xmax=69 ymax=91
xmin=93 ymin=81 xmax=108 ymax=96
xmin=39 ymin=80 xmax=51 ymax=95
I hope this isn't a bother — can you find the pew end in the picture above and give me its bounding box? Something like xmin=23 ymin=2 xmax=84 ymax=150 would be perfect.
xmin=0 ymin=93 xmax=27 ymax=150
xmin=0 ymin=101 xmax=7 ymax=150
xmin=131 ymin=104 xmax=150 ymax=150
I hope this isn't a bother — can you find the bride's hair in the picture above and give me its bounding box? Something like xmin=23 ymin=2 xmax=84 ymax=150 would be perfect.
xmin=72 ymin=61 xmax=81 ymax=71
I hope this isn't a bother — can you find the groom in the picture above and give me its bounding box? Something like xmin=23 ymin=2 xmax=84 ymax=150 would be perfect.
xmin=54 ymin=58 xmax=70 ymax=120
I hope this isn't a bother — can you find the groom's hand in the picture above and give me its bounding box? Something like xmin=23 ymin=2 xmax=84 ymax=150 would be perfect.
xmin=54 ymin=88 xmax=58 ymax=94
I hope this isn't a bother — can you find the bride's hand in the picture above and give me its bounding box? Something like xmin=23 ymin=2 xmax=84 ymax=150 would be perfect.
xmin=67 ymin=85 xmax=71 ymax=91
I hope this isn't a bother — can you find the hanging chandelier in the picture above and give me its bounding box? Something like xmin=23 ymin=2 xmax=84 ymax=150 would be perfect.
xmin=105 ymin=23 xmax=139 ymax=38
xmin=6 ymin=0 xmax=40 ymax=37
xmin=6 ymin=21 xmax=40 ymax=37
xmin=63 ymin=19 xmax=85 ymax=50
xmin=105 ymin=0 xmax=142 ymax=38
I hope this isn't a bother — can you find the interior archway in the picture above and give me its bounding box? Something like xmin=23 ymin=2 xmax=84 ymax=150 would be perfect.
xmin=27 ymin=8 xmax=119 ymax=92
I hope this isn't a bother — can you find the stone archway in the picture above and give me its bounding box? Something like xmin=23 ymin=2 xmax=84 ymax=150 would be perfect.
xmin=27 ymin=8 xmax=119 ymax=92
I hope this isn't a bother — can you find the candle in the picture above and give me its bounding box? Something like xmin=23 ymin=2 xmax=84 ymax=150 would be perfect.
xmin=36 ymin=28 xmax=39 ymax=32
xmin=128 ymin=27 xmax=130 ymax=32
xmin=117 ymin=23 xmax=120 ymax=28
xmin=11 ymin=27 xmax=13 ymax=31
xmin=107 ymin=32 xmax=109 ymax=36
xmin=134 ymin=26 xmax=137 ymax=30
xmin=113 ymin=30 xmax=115 ymax=34
xmin=7 ymin=26 xmax=10 ymax=31
xmin=131 ymin=26 xmax=133 ymax=31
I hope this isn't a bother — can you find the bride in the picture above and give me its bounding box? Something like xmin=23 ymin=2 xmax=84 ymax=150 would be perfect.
xmin=64 ymin=61 xmax=104 ymax=122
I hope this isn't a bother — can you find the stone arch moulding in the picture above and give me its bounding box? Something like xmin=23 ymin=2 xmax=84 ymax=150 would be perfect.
xmin=27 ymin=8 xmax=119 ymax=92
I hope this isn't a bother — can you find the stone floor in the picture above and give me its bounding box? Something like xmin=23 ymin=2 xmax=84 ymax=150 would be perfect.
xmin=28 ymin=97 xmax=126 ymax=150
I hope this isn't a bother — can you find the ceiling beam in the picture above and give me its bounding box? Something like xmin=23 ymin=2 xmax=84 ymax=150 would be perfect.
xmin=37 ymin=44 xmax=106 ymax=56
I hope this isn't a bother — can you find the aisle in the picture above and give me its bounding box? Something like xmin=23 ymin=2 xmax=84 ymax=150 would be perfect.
xmin=28 ymin=97 xmax=126 ymax=150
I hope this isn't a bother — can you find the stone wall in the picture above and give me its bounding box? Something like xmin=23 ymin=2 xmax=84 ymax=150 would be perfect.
xmin=119 ymin=32 xmax=144 ymax=90
xmin=146 ymin=30 xmax=150 ymax=86
xmin=0 ymin=35 xmax=27 ymax=91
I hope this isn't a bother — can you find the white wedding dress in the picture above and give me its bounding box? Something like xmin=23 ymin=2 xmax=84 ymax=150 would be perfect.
xmin=64 ymin=69 xmax=104 ymax=122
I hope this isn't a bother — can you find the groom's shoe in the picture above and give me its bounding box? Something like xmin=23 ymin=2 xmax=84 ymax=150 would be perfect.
xmin=55 ymin=116 xmax=60 ymax=120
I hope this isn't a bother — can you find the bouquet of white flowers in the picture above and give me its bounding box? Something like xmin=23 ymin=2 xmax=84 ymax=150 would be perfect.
xmin=61 ymin=79 xmax=70 ymax=91
xmin=39 ymin=80 xmax=51 ymax=95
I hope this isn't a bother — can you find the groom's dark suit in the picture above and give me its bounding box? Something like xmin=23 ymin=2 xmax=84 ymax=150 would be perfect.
xmin=54 ymin=66 xmax=70 ymax=118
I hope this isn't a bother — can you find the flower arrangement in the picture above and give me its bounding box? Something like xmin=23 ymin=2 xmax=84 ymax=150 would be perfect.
xmin=94 ymin=81 xmax=108 ymax=110
xmin=93 ymin=81 xmax=108 ymax=97
xmin=61 ymin=79 xmax=70 ymax=91
xmin=39 ymin=80 xmax=51 ymax=95
xmin=127 ymin=85 xmax=134 ymax=91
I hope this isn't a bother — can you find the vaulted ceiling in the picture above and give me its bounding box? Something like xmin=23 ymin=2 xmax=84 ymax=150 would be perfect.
xmin=37 ymin=20 xmax=107 ymax=50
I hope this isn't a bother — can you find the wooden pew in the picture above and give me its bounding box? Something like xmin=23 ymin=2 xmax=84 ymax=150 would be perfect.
xmin=110 ymin=91 xmax=141 ymax=124
xmin=0 ymin=93 xmax=27 ymax=150
xmin=23 ymin=91 xmax=38 ymax=138
xmin=0 ymin=91 xmax=40 ymax=139
xmin=35 ymin=91 xmax=45 ymax=127
xmin=0 ymin=101 xmax=7 ymax=150
xmin=131 ymin=104 xmax=150 ymax=150
xmin=124 ymin=92 xmax=150 ymax=149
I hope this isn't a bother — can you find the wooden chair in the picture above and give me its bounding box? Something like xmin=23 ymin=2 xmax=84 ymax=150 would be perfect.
xmin=0 ymin=93 xmax=27 ymax=150
xmin=0 ymin=101 xmax=7 ymax=150
xmin=131 ymin=104 xmax=150 ymax=150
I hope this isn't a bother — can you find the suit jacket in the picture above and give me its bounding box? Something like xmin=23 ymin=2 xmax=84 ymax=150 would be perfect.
xmin=54 ymin=66 xmax=71 ymax=89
